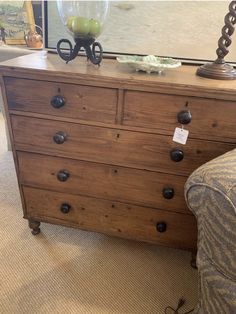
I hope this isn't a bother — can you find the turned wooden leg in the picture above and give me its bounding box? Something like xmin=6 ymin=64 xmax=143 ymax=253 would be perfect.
xmin=191 ymin=250 xmax=197 ymax=269
xmin=28 ymin=220 xmax=41 ymax=235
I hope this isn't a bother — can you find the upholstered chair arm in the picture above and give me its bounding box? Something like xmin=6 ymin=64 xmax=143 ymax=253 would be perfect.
xmin=185 ymin=149 xmax=236 ymax=313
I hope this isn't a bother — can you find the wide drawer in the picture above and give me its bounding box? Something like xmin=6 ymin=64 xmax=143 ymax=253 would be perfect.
xmin=5 ymin=77 xmax=117 ymax=124
xmin=18 ymin=151 xmax=190 ymax=214
xmin=123 ymin=90 xmax=236 ymax=142
xmin=23 ymin=186 xmax=197 ymax=249
xmin=12 ymin=115 xmax=236 ymax=176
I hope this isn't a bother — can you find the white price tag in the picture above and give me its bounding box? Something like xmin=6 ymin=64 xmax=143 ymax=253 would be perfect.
xmin=173 ymin=127 xmax=189 ymax=145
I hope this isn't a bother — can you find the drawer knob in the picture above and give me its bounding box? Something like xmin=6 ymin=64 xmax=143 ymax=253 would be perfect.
xmin=170 ymin=149 xmax=184 ymax=162
xmin=163 ymin=187 xmax=174 ymax=199
xmin=177 ymin=110 xmax=192 ymax=124
xmin=57 ymin=170 xmax=70 ymax=182
xmin=60 ymin=203 xmax=71 ymax=214
xmin=53 ymin=131 xmax=67 ymax=144
xmin=156 ymin=222 xmax=167 ymax=233
xmin=51 ymin=95 xmax=66 ymax=109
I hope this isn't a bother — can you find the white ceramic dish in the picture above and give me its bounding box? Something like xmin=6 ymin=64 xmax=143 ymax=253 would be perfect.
xmin=116 ymin=55 xmax=181 ymax=73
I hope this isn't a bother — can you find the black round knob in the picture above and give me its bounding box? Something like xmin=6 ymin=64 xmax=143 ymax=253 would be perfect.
xmin=53 ymin=131 xmax=67 ymax=144
xmin=156 ymin=222 xmax=167 ymax=233
xmin=177 ymin=110 xmax=192 ymax=125
xmin=60 ymin=203 xmax=71 ymax=214
xmin=51 ymin=95 xmax=66 ymax=109
xmin=162 ymin=187 xmax=175 ymax=199
xmin=170 ymin=149 xmax=184 ymax=162
xmin=57 ymin=170 xmax=70 ymax=182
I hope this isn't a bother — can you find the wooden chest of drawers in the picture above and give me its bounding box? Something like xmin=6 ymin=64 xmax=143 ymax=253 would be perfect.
xmin=1 ymin=52 xmax=236 ymax=251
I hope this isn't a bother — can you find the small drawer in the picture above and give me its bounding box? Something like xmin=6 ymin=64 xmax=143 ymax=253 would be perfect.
xmin=123 ymin=90 xmax=236 ymax=142
xmin=18 ymin=151 xmax=190 ymax=214
xmin=23 ymin=186 xmax=197 ymax=249
xmin=5 ymin=77 xmax=117 ymax=124
xmin=12 ymin=115 xmax=236 ymax=176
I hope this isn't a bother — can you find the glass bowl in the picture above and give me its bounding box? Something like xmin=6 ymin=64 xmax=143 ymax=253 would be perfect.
xmin=57 ymin=0 xmax=109 ymax=40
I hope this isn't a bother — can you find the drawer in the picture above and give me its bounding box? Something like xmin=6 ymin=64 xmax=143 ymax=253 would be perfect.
xmin=18 ymin=151 xmax=190 ymax=214
xmin=5 ymin=77 xmax=117 ymax=124
xmin=23 ymin=186 xmax=197 ymax=249
xmin=124 ymin=90 xmax=236 ymax=142
xmin=12 ymin=115 xmax=236 ymax=176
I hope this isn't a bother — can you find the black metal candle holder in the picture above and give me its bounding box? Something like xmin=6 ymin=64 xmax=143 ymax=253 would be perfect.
xmin=57 ymin=37 xmax=103 ymax=65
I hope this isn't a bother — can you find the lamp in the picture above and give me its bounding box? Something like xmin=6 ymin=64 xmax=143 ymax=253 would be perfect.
xmin=197 ymin=1 xmax=236 ymax=80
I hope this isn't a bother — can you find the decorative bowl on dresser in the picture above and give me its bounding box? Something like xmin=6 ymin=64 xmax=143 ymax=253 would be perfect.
xmin=1 ymin=52 xmax=235 ymax=254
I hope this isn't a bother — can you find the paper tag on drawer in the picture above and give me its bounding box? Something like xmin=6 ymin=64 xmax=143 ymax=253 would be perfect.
xmin=173 ymin=127 xmax=189 ymax=145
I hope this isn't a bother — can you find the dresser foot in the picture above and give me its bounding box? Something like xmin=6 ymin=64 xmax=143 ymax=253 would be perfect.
xmin=28 ymin=220 xmax=41 ymax=235
xmin=191 ymin=250 xmax=197 ymax=269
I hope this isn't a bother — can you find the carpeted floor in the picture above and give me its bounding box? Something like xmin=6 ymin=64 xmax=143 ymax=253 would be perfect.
xmin=0 ymin=113 xmax=198 ymax=314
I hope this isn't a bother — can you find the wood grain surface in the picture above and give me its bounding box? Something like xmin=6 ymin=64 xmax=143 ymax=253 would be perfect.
xmin=11 ymin=115 xmax=236 ymax=176
xmin=124 ymin=90 xmax=236 ymax=143
xmin=1 ymin=53 xmax=236 ymax=99
xmin=5 ymin=77 xmax=117 ymax=124
xmin=18 ymin=151 xmax=190 ymax=214
xmin=2 ymin=53 xmax=235 ymax=250
xmin=23 ymin=186 xmax=197 ymax=250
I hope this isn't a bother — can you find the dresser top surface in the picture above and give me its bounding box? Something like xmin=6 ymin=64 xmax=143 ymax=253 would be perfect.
xmin=1 ymin=51 xmax=236 ymax=98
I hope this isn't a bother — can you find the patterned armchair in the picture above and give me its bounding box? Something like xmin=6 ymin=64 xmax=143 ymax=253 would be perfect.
xmin=185 ymin=149 xmax=236 ymax=313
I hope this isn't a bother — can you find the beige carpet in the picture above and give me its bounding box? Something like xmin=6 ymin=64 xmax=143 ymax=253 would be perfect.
xmin=0 ymin=113 xmax=198 ymax=314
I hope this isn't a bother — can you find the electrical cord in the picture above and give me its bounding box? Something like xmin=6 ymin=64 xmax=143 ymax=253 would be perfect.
xmin=164 ymin=298 xmax=194 ymax=314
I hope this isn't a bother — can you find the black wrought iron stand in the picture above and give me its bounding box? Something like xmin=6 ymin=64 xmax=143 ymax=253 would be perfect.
xmin=57 ymin=37 xmax=103 ymax=65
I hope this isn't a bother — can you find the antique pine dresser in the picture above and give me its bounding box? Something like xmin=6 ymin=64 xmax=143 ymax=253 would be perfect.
xmin=1 ymin=52 xmax=236 ymax=252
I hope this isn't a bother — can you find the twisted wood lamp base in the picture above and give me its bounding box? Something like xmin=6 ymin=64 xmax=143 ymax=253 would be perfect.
xmin=197 ymin=1 xmax=236 ymax=80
